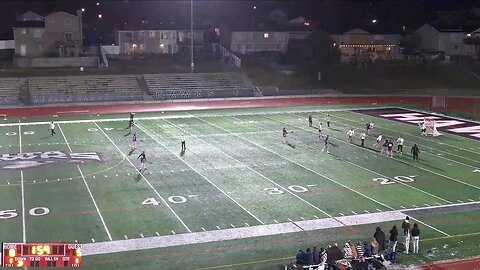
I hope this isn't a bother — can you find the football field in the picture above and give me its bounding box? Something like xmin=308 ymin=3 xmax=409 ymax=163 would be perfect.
xmin=1 ymin=105 xmax=480 ymax=269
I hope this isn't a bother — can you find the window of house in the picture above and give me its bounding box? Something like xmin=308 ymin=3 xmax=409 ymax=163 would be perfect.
xmin=139 ymin=31 xmax=145 ymax=36
xmin=65 ymin=18 xmax=72 ymax=26
xmin=161 ymin=33 xmax=165 ymax=39
xmin=64 ymin=32 xmax=73 ymax=42
xmin=149 ymin=31 xmax=156 ymax=38
xmin=32 ymin=29 xmax=43 ymax=38
xmin=125 ymin=32 xmax=133 ymax=38
xmin=264 ymin=33 xmax=269 ymax=38
xmin=22 ymin=28 xmax=27 ymax=34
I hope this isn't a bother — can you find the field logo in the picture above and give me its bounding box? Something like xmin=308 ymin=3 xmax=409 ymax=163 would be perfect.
xmin=0 ymin=151 xmax=105 ymax=170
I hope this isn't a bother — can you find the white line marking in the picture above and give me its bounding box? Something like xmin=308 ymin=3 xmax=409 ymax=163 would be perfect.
xmin=58 ymin=123 xmax=113 ymax=241
xmin=91 ymin=239 xmax=95 ymax=243
xmin=201 ymin=227 xmax=206 ymax=232
xmin=271 ymin=114 xmax=453 ymax=204
xmin=274 ymin=220 xmax=278 ymax=223
xmin=124 ymin=235 xmax=128 ymax=240
xmin=468 ymin=199 xmax=475 ymax=202
xmin=140 ymin=234 xmax=145 ymax=238
xmin=95 ymin=122 xmax=192 ymax=233
xmin=412 ymin=205 xmax=419 ymax=208
xmin=364 ymin=210 xmax=370 ymax=214
xmin=339 ymin=213 xmax=344 ymax=216
xmin=376 ymin=209 xmax=382 ymax=212
xmin=436 ymin=202 xmax=442 ymax=206
xmin=188 ymin=195 xmax=198 ymax=198
xmin=457 ymin=200 xmax=464 ymax=203
xmin=201 ymin=114 xmax=450 ymax=236
xmin=216 ymin=226 xmax=221 ymax=230
xmin=19 ymin=122 xmax=26 ymax=243
xmin=424 ymin=204 xmax=431 ymax=207
xmin=136 ymin=123 xmax=265 ymax=225
xmin=155 ymin=232 xmax=160 ymax=236
xmin=287 ymin=218 xmax=293 ymax=222
xmin=313 ymin=215 xmax=319 ymax=219
xmin=230 ymin=224 xmax=235 ymax=228
xmin=351 ymin=211 xmax=357 ymax=215
xmin=245 ymin=223 xmax=250 ymax=227
xmin=300 ymin=217 xmax=306 ymax=220
xmin=400 ymin=206 xmax=406 ymax=209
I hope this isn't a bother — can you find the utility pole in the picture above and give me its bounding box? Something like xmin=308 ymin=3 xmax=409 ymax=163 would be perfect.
xmin=190 ymin=0 xmax=194 ymax=73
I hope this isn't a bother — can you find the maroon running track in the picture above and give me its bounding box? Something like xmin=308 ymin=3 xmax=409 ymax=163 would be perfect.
xmin=421 ymin=257 xmax=480 ymax=270
xmin=1 ymin=96 xmax=429 ymax=118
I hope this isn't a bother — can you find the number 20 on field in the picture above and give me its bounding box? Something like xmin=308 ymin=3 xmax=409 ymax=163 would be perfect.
xmin=373 ymin=175 xmax=416 ymax=185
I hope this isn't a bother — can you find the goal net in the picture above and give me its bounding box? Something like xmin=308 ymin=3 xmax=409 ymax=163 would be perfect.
xmin=424 ymin=119 xmax=441 ymax=137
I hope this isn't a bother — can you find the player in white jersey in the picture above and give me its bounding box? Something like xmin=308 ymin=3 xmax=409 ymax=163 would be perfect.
xmin=318 ymin=122 xmax=323 ymax=138
xmin=347 ymin=128 xmax=355 ymax=143
xmin=360 ymin=132 xmax=367 ymax=147
xmin=50 ymin=122 xmax=56 ymax=136
xmin=375 ymin=133 xmax=383 ymax=148
xmin=421 ymin=122 xmax=427 ymax=136
xmin=396 ymin=137 xmax=404 ymax=154
xmin=325 ymin=115 xmax=331 ymax=128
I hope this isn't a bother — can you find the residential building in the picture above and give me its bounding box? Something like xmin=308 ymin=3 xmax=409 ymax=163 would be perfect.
xmin=177 ymin=29 xmax=205 ymax=54
xmin=117 ymin=29 xmax=178 ymax=54
xmin=12 ymin=10 xmax=83 ymax=57
xmin=330 ymin=28 xmax=402 ymax=63
xmin=220 ymin=29 xmax=289 ymax=54
xmin=414 ymin=23 xmax=474 ymax=56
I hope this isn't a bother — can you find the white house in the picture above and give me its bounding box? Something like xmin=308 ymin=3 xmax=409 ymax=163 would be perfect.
xmin=117 ymin=29 xmax=178 ymax=54
xmin=220 ymin=27 xmax=289 ymax=54
xmin=330 ymin=28 xmax=401 ymax=63
xmin=414 ymin=23 xmax=471 ymax=56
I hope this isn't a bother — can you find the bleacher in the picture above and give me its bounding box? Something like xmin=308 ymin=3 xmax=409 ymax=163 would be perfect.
xmin=0 ymin=78 xmax=23 ymax=105
xmin=29 ymin=75 xmax=142 ymax=104
xmin=143 ymin=72 xmax=255 ymax=100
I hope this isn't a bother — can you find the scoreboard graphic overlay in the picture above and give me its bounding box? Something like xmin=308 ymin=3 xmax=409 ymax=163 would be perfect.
xmin=2 ymin=243 xmax=82 ymax=267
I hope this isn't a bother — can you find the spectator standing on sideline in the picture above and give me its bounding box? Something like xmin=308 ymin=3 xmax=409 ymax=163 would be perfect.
xmin=343 ymin=243 xmax=353 ymax=260
xmin=371 ymin=238 xmax=379 ymax=255
xmin=309 ymin=114 xmax=313 ymax=127
xmin=374 ymin=226 xmax=386 ymax=253
xmin=389 ymin=225 xmax=399 ymax=253
xmin=411 ymin=144 xmax=420 ymax=162
xmin=402 ymin=217 xmax=411 ymax=254
xmin=50 ymin=121 xmax=56 ymax=136
xmin=411 ymin=223 xmax=420 ymax=254
xmin=325 ymin=114 xmax=331 ymax=127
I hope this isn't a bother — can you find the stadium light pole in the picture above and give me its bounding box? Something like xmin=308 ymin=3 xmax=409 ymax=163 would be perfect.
xmin=190 ymin=0 xmax=194 ymax=73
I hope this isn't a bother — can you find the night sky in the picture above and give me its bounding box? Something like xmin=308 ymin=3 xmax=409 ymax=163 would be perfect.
xmin=1 ymin=0 xmax=480 ymax=41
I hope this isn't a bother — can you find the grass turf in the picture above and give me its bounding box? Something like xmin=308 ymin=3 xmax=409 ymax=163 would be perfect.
xmin=0 ymin=105 xmax=479 ymax=269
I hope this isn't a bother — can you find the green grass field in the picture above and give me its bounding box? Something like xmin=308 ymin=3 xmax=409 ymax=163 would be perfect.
xmin=1 ymin=105 xmax=479 ymax=269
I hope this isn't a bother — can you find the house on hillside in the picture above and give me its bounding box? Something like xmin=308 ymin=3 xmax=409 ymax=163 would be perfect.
xmin=12 ymin=10 xmax=83 ymax=57
xmin=219 ymin=26 xmax=289 ymax=54
xmin=414 ymin=23 xmax=477 ymax=57
xmin=117 ymin=29 xmax=178 ymax=54
xmin=177 ymin=28 xmax=205 ymax=54
xmin=330 ymin=28 xmax=401 ymax=63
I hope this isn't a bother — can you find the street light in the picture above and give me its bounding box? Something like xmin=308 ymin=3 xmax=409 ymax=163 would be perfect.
xmin=81 ymin=8 xmax=85 ymax=12
xmin=96 ymin=2 xmax=100 ymax=6
xmin=98 ymin=14 xmax=102 ymax=19
xmin=372 ymin=19 xmax=377 ymax=24
xmin=190 ymin=0 xmax=194 ymax=73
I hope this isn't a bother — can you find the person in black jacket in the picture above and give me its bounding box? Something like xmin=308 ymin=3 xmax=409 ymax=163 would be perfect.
xmin=411 ymin=223 xmax=420 ymax=254
xmin=389 ymin=225 xmax=399 ymax=252
xmin=374 ymin=226 xmax=386 ymax=253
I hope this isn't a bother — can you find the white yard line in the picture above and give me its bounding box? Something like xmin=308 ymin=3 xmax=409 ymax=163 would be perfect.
xmin=265 ymin=114 xmax=452 ymax=204
xmin=292 ymin=112 xmax=480 ymax=191
xmin=18 ymin=121 xmax=26 ymax=243
xmin=94 ymin=121 xmax=192 ymax=233
xmin=191 ymin=114 xmax=451 ymax=237
xmin=135 ymin=123 xmax=265 ymax=225
xmin=58 ymin=123 xmax=113 ymax=241
xmin=162 ymin=118 xmax=336 ymax=221
xmin=348 ymin=109 xmax=480 ymax=157
xmin=0 ymin=106 xmax=394 ymax=128
xmin=329 ymin=112 xmax=480 ymax=166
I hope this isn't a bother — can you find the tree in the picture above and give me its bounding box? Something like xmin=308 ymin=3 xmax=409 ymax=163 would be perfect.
xmin=283 ymin=29 xmax=340 ymax=69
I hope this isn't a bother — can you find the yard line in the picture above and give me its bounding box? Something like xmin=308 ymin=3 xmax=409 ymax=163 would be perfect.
xmin=194 ymin=115 xmax=451 ymax=237
xmin=135 ymin=123 xmax=265 ymax=225
xmin=94 ymin=122 xmax=192 ymax=233
xmin=161 ymin=118 xmax=338 ymax=221
xmin=289 ymin=112 xmax=480 ymax=191
xmin=260 ymin=114 xmax=453 ymax=204
xmin=18 ymin=121 xmax=26 ymax=243
xmin=58 ymin=124 xmax=113 ymax=241
xmin=337 ymin=111 xmax=480 ymax=163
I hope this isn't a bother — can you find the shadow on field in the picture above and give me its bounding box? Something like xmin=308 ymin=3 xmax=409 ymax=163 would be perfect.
xmin=124 ymin=132 xmax=131 ymax=137
xmin=40 ymin=136 xmax=50 ymax=140
xmin=134 ymin=174 xmax=141 ymax=183
xmin=128 ymin=148 xmax=136 ymax=156
xmin=286 ymin=142 xmax=296 ymax=149
xmin=180 ymin=149 xmax=185 ymax=157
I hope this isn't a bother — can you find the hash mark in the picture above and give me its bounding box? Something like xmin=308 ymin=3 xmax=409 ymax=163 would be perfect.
xmin=92 ymin=176 xmax=96 ymax=179
xmin=155 ymin=232 xmax=160 ymax=236
xmin=339 ymin=213 xmax=344 ymax=216
xmin=45 ymin=180 xmax=48 ymax=182
xmin=288 ymin=218 xmax=293 ymax=222
xmin=412 ymin=205 xmax=419 ymax=208
xmin=400 ymin=206 xmax=406 ymax=209
xmin=436 ymin=202 xmax=442 ymax=206
xmin=230 ymin=224 xmax=235 ymax=228
xmin=216 ymin=226 xmax=221 ymax=230
xmin=274 ymin=220 xmax=278 ymax=223
xmin=306 ymin=184 xmax=316 ymax=187
xmin=244 ymin=223 xmax=250 ymax=227
xmin=201 ymin=227 xmax=206 ymax=231
xmin=468 ymin=199 xmax=475 ymax=202
xmin=91 ymin=239 xmax=95 ymax=243
xmin=171 ymin=231 xmax=176 ymax=235
xmin=457 ymin=200 xmax=464 ymax=203
xmin=300 ymin=217 xmax=305 ymax=220
xmin=140 ymin=234 xmax=144 ymax=238
xmin=376 ymin=209 xmax=382 ymax=212
xmin=33 ymin=180 xmax=36 ymax=183
xmin=424 ymin=204 xmax=430 ymax=207
xmin=313 ymin=215 xmax=319 ymax=219
xmin=364 ymin=210 xmax=370 ymax=214
xmin=351 ymin=211 xmax=357 ymax=215
xmin=188 ymin=195 xmax=198 ymax=198
xmin=124 ymin=235 xmax=128 ymax=240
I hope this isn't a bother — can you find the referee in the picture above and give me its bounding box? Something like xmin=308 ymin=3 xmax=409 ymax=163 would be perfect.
xmin=411 ymin=144 xmax=420 ymax=162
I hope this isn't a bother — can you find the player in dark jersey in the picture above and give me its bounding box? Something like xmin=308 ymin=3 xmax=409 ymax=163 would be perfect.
xmin=387 ymin=140 xmax=394 ymax=158
xmin=282 ymin=127 xmax=289 ymax=142
xmin=128 ymin=112 xmax=135 ymax=133
xmin=366 ymin=122 xmax=371 ymax=135
xmin=308 ymin=114 xmax=313 ymax=127
xmin=381 ymin=139 xmax=389 ymax=154
xmin=138 ymin=151 xmax=146 ymax=170
xmin=411 ymin=144 xmax=420 ymax=162
xmin=322 ymin=135 xmax=330 ymax=153
xmin=132 ymin=132 xmax=137 ymax=149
